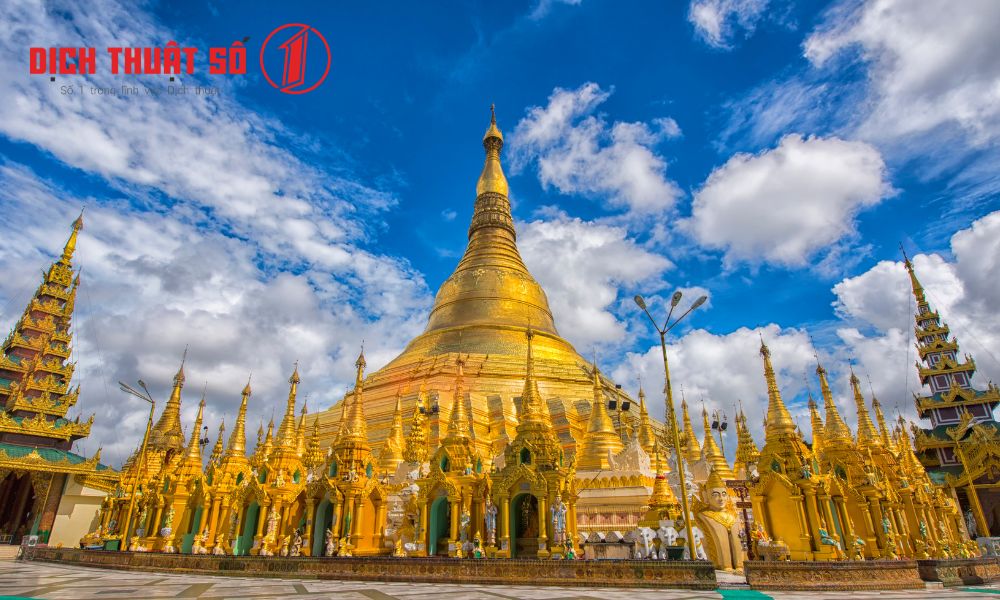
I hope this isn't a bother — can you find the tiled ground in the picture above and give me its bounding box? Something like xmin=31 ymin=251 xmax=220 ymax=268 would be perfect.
xmin=2 ymin=560 xmax=1000 ymax=599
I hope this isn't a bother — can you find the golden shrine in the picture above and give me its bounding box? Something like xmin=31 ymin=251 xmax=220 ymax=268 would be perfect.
xmin=78 ymin=109 xmax=987 ymax=583
xmin=0 ymin=215 xmax=116 ymax=548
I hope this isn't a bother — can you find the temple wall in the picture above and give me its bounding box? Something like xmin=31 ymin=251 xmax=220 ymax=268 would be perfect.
xmin=50 ymin=477 xmax=104 ymax=547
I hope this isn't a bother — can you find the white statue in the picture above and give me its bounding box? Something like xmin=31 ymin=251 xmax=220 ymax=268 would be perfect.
xmin=265 ymin=509 xmax=278 ymax=539
xmin=485 ymin=498 xmax=498 ymax=547
xmin=324 ymin=528 xmax=335 ymax=557
xmin=656 ymin=525 xmax=679 ymax=559
xmin=965 ymin=510 xmax=979 ymax=539
xmin=631 ymin=526 xmax=656 ymax=559
xmin=550 ymin=494 xmax=568 ymax=546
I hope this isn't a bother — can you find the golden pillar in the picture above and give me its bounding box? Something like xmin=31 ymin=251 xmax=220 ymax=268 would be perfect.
xmin=207 ymin=497 xmax=222 ymax=546
xmin=304 ymin=499 xmax=316 ymax=555
xmin=150 ymin=503 xmax=164 ymax=537
xmin=449 ymin=496 xmax=460 ymax=555
xmin=536 ymin=495 xmax=549 ymax=558
xmin=498 ymin=495 xmax=510 ymax=557
xmin=256 ymin=505 xmax=268 ymax=538
xmin=350 ymin=496 xmax=364 ymax=547
xmin=331 ymin=496 xmax=343 ymax=542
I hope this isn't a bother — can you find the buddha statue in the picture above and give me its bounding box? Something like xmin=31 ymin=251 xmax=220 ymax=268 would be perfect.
xmin=693 ymin=468 xmax=744 ymax=570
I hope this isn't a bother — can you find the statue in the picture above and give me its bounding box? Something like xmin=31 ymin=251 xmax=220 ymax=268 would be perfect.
xmin=279 ymin=535 xmax=290 ymax=557
xmin=693 ymin=469 xmax=743 ymax=570
xmin=192 ymin=529 xmax=210 ymax=555
xmin=265 ymin=509 xmax=278 ymax=540
xmin=275 ymin=470 xmax=285 ymax=487
xmin=550 ymin=494 xmax=568 ymax=546
xmin=324 ymin=528 xmax=335 ymax=557
xmin=290 ymin=529 xmax=303 ymax=557
xmin=656 ymin=525 xmax=679 ymax=559
xmin=212 ymin=535 xmax=228 ymax=555
xmin=484 ymin=498 xmax=498 ymax=547
xmin=631 ymin=526 xmax=656 ymax=559
xmin=965 ymin=509 xmax=979 ymax=538
xmin=338 ymin=537 xmax=352 ymax=557
xmin=818 ymin=527 xmax=844 ymax=560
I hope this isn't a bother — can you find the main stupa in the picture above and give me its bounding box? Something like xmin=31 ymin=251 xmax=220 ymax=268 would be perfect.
xmin=315 ymin=107 xmax=636 ymax=471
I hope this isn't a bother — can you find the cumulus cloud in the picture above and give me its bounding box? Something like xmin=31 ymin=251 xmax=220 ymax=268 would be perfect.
xmin=518 ymin=215 xmax=672 ymax=350
xmin=510 ymin=83 xmax=683 ymax=214
xmin=831 ymin=210 xmax=1000 ymax=418
xmin=0 ymin=0 xmax=433 ymax=466
xmin=686 ymin=134 xmax=893 ymax=267
xmin=689 ymin=0 xmax=771 ymax=48
xmin=805 ymin=0 xmax=1000 ymax=146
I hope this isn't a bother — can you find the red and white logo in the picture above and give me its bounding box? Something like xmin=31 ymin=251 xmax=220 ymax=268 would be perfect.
xmin=259 ymin=23 xmax=331 ymax=94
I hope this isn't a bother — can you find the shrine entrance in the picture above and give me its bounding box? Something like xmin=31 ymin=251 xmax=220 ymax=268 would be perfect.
xmin=312 ymin=499 xmax=333 ymax=557
xmin=509 ymin=493 xmax=538 ymax=558
xmin=0 ymin=472 xmax=36 ymax=544
xmin=235 ymin=502 xmax=260 ymax=556
xmin=428 ymin=496 xmax=450 ymax=556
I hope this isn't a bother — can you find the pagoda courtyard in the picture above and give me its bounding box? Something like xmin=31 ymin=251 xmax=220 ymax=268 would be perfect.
xmin=7 ymin=111 xmax=1000 ymax=593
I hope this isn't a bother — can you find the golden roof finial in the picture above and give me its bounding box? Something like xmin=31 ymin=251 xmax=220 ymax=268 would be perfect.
xmin=759 ymin=339 xmax=796 ymax=442
xmin=276 ymin=364 xmax=299 ymax=448
xmin=701 ymin=401 xmax=734 ymax=479
xmin=380 ymin=389 xmax=406 ymax=472
xmin=518 ymin=327 xmax=550 ymax=427
xmin=227 ymin=376 xmax=251 ymax=457
xmin=183 ymin=396 xmax=206 ymax=462
xmin=815 ymin=360 xmax=852 ymax=444
xmin=61 ymin=208 xmax=84 ymax=263
xmin=150 ymin=350 xmax=188 ymax=451
xmin=578 ymin=359 xmax=623 ymax=470
xmin=680 ymin=387 xmax=701 ymax=462
xmin=446 ymin=355 xmax=471 ymax=440
xmin=477 ymin=104 xmax=508 ymax=197
xmin=850 ymin=366 xmax=881 ymax=446
xmin=900 ymin=243 xmax=927 ymax=305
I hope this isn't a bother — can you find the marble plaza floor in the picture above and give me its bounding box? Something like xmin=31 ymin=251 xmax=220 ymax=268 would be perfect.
xmin=3 ymin=559 xmax=1000 ymax=599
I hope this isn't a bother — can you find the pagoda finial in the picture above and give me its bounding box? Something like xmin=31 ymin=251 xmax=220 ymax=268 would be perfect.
xmin=276 ymin=363 xmax=299 ymax=448
xmin=61 ymin=209 xmax=84 ymax=263
xmin=518 ymin=327 xmax=550 ymax=427
xmin=900 ymin=243 xmax=927 ymax=305
xmin=227 ymin=375 xmax=251 ymax=457
xmin=476 ymin=104 xmax=508 ymax=199
xmin=338 ymin=345 xmax=370 ymax=447
xmin=759 ymin=340 xmax=796 ymax=442
xmin=816 ymin=361 xmax=853 ymax=445
xmin=150 ymin=350 xmax=187 ymax=451
xmin=701 ymin=401 xmax=734 ymax=479
xmin=578 ymin=360 xmax=623 ymax=470
xmin=380 ymin=390 xmax=406 ymax=472
xmin=183 ymin=396 xmax=206 ymax=463
xmin=210 ymin=420 xmax=225 ymax=463
xmin=446 ymin=356 xmax=471 ymax=440
xmin=850 ymin=368 xmax=881 ymax=446
xmin=637 ymin=384 xmax=655 ymax=453
xmin=680 ymin=388 xmax=701 ymax=462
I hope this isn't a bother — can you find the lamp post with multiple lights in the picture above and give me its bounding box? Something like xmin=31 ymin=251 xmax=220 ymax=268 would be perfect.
xmin=634 ymin=291 xmax=707 ymax=559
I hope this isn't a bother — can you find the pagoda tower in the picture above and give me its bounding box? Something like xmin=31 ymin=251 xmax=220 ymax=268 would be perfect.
xmin=905 ymin=252 xmax=1000 ymax=537
xmin=0 ymin=214 xmax=114 ymax=546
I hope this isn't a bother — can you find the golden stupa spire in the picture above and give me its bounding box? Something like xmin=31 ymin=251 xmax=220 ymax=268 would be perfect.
xmin=226 ymin=377 xmax=251 ymax=457
xmin=636 ymin=384 xmax=655 ymax=454
xmin=850 ymin=369 xmax=881 ymax=446
xmin=403 ymin=383 xmax=430 ymax=463
xmin=210 ymin=420 xmax=225 ymax=464
xmin=380 ymin=391 xmax=406 ymax=472
xmin=701 ymin=404 xmax=734 ymax=479
xmin=733 ymin=408 xmax=760 ymax=477
xmin=295 ymin=400 xmax=308 ymax=457
xmin=870 ymin=394 xmax=897 ymax=453
xmin=182 ymin=396 xmax=206 ymax=464
xmin=577 ymin=360 xmax=623 ymax=471
xmin=901 ymin=246 xmax=927 ymax=305
xmin=276 ymin=363 xmax=300 ymax=448
xmin=304 ymin=417 xmax=324 ymax=469
xmin=680 ymin=392 xmax=701 ymax=462
xmin=60 ymin=209 xmax=84 ymax=264
xmin=338 ymin=349 xmax=370 ymax=447
xmin=649 ymin=439 xmax=679 ymax=505
xmin=807 ymin=391 xmax=825 ymax=462
xmin=149 ymin=350 xmax=187 ymax=451
xmin=759 ymin=340 xmax=796 ymax=442
xmin=815 ymin=362 xmax=853 ymax=446
xmin=518 ymin=328 xmax=551 ymax=428
xmin=446 ymin=357 xmax=471 ymax=440
xmin=477 ymin=103 xmax=508 ymax=199
xmin=261 ymin=417 xmax=274 ymax=457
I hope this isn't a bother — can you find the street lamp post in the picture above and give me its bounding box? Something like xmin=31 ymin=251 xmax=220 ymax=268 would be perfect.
xmin=118 ymin=380 xmax=156 ymax=552
xmin=634 ymin=291 xmax=707 ymax=560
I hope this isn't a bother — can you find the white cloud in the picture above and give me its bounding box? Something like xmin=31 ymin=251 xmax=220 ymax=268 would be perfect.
xmin=686 ymin=134 xmax=892 ymax=267
xmin=518 ymin=215 xmax=671 ymax=350
xmin=805 ymin=0 xmax=1000 ymax=146
xmin=529 ymin=0 xmax=583 ymax=21
xmin=689 ymin=0 xmax=771 ymax=48
xmin=510 ymin=83 xmax=682 ymax=213
xmin=831 ymin=210 xmax=1000 ymax=413
xmin=0 ymin=0 xmax=434 ymax=466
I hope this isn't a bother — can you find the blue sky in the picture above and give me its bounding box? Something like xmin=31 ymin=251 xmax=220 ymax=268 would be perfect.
xmin=1 ymin=0 xmax=998 ymax=466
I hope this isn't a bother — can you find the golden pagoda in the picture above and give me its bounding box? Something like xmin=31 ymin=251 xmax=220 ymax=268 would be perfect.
xmin=0 ymin=214 xmax=115 ymax=548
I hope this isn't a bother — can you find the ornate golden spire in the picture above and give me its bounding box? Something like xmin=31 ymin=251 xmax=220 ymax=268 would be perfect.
xmin=380 ymin=391 xmax=406 ymax=472
xmin=850 ymin=370 xmax=881 ymax=446
xmin=871 ymin=395 xmax=897 ymax=453
xmin=577 ymin=361 xmax=623 ymax=471
xmin=182 ymin=397 xmax=206 ymax=464
xmin=636 ymin=385 xmax=655 ymax=454
xmin=58 ymin=209 xmax=84 ymax=264
xmin=261 ymin=417 xmax=274 ymax=457
xmin=295 ymin=400 xmax=308 ymax=457
xmin=210 ymin=419 xmax=225 ymax=464
xmin=701 ymin=405 xmax=734 ymax=480
xmin=149 ymin=352 xmax=187 ymax=451
xmin=338 ymin=349 xmax=370 ymax=448
xmin=276 ymin=364 xmax=300 ymax=448
xmin=648 ymin=440 xmax=679 ymax=507
xmin=445 ymin=357 xmax=471 ymax=441
xmin=901 ymin=246 xmax=927 ymax=305
xmin=403 ymin=384 xmax=430 ymax=463
xmin=305 ymin=417 xmax=324 ymax=469
xmin=816 ymin=362 xmax=853 ymax=445
xmin=517 ymin=328 xmax=552 ymax=428
xmin=226 ymin=377 xmax=251 ymax=457
xmin=807 ymin=392 xmax=824 ymax=462
xmin=477 ymin=103 xmax=508 ymax=198
xmin=733 ymin=409 xmax=760 ymax=477
xmin=759 ymin=341 xmax=796 ymax=442
xmin=681 ymin=393 xmax=701 ymax=462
